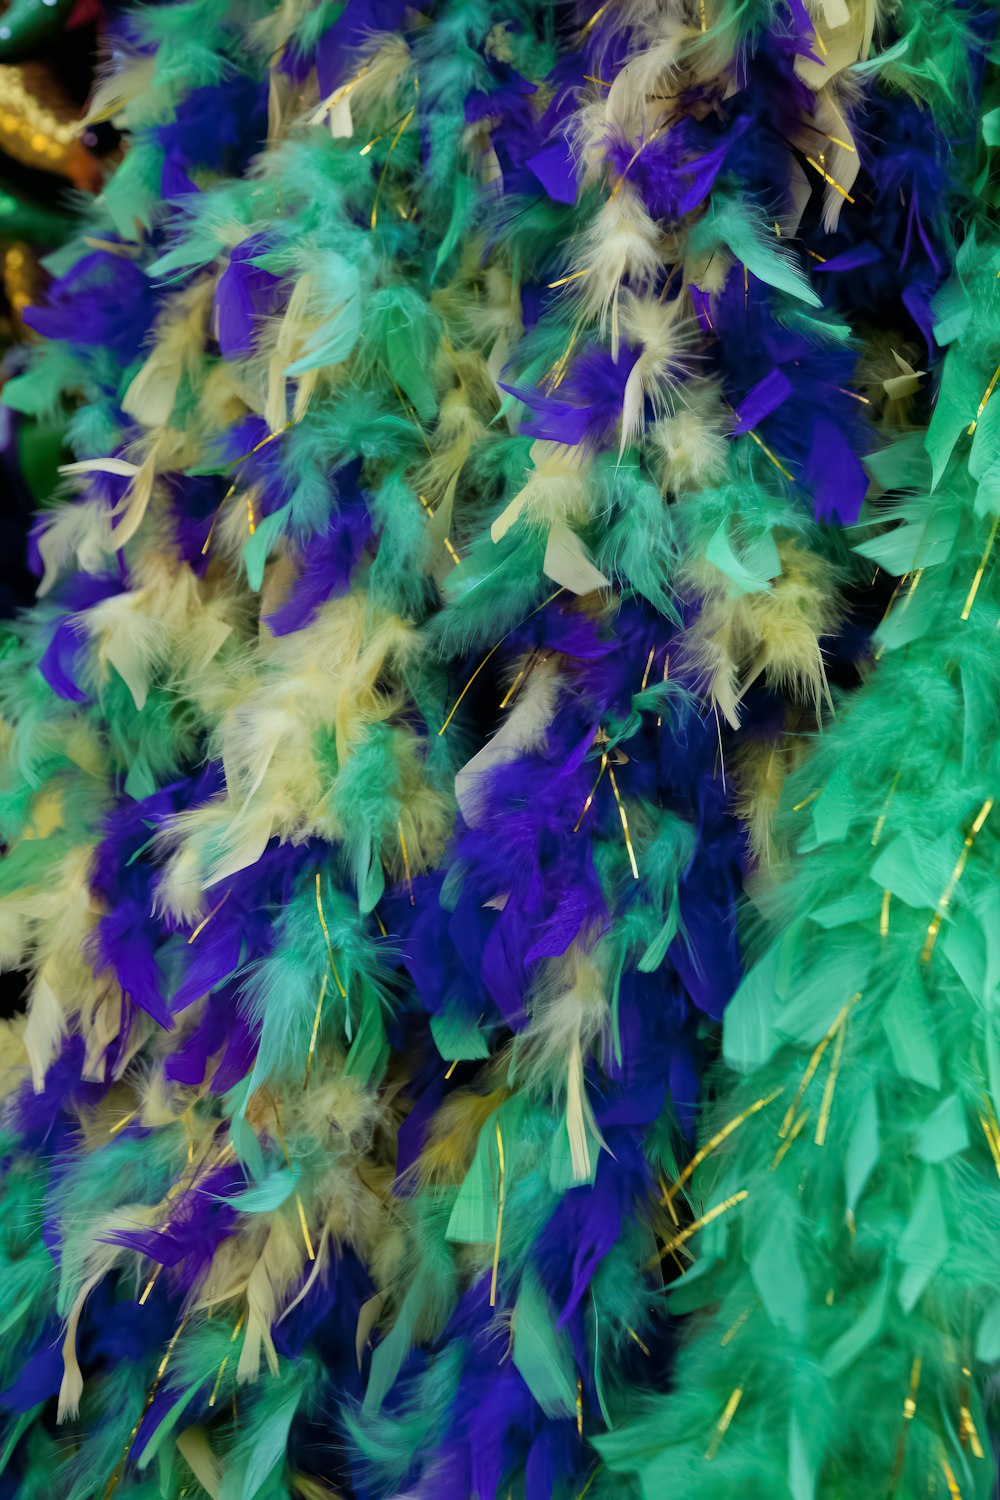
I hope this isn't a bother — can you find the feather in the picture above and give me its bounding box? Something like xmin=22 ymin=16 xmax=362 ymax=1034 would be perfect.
xmin=573 ymin=189 xmax=663 ymax=358
xmin=687 ymin=194 xmax=822 ymax=308
xmin=238 ymin=1218 xmax=301 ymax=1383
xmin=175 ymin=1427 xmax=223 ymax=1499
xmin=455 ymin=658 xmax=560 ymax=827
xmin=491 ymin=440 xmax=591 ymax=543
xmin=22 ymin=971 xmax=67 ymax=1094
xmin=542 ymin=522 xmax=610 ymax=596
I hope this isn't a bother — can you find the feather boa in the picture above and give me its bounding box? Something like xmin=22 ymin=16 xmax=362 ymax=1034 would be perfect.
xmin=0 ymin=0 xmax=992 ymax=1495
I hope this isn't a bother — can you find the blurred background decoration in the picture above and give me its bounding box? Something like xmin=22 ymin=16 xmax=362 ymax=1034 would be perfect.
xmin=0 ymin=0 xmax=115 ymax=618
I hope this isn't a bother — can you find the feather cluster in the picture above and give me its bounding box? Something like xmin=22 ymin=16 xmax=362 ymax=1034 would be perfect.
xmin=0 ymin=0 xmax=994 ymax=1496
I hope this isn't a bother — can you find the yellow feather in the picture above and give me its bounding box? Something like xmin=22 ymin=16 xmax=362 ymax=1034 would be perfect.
xmin=121 ymin=277 xmax=213 ymax=430
xmin=417 ymin=1087 xmax=510 ymax=1185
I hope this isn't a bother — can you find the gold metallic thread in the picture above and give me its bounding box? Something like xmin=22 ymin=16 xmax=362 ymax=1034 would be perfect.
xmin=941 ymin=1458 xmax=962 ymax=1499
xmin=607 ymin=764 xmax=639 ymax=879
xmin=575 ymin=752 xmax=608 ymax=832
xmin=103 ymin=1316 xmax=189 ymax=1497
xmin=961 ymin=513 xmax=998 ymax=620
xmin=580 ymin=0 xmax=611 ymax=35
xmin=656 ymin=654 xmax=669 ymax=728
xmin=903 ymin=1366 xmax=921 ymax=1420
xmin=921 ymin=799 xmax=994 ymax=964
xmin=138 ymin=1264 xmax=162 ymax=1306
xmin=661 ymin=1090 xmax=782 ymax=1207
xmin=416 ymin=493 xmax=461 ymax=567
xmin=871 ymin=770 xmax=901 ymax=847
xmin=547 ymin=267 xmax=592 ymax=289
xmin=897 ymin=568 xmax=925 ymax=623
xmin=188 ymin=890 xmax=231 ymax=944
xmin=779 ymin=994 xmax=860 ymax=1137
xmin=815 ymin=1005 xmax=851 ymax=1146
xmin=574 ymin=1470 xmax=600 ymax=1500
xmin=391 ymin=380 xmax=433 ymax=454
xmin=208 ymin=1311 xmax=246 ymax=1408
xmin=779 ymin=1037 xmax=831 ymax=1137
xmin=315 ymin=872 xmax=347 ymax=997
xmin=959 ymin=1392 xmax=985 ymax=1460
xmin=438 ymin=588 xmax=564 ymax=735
xmin=890 ymin=1355 xmax=923 ymax=1488
xmin=313 ymin=61 xmax=373 ymax=122
xmin=771 ymin=1109 xmax=809 ymax=1169
xmin=371 ymin=105 xmax=415 ymax=229
xmin=978 ymin=1098 xmax=1000 ymax=1178
xmin=303 ymin=972 xmax=328 ymax=1090
xmin=499 ymin=651 xmax=534 ymax=709
xmin=744 ymin=426 xmax=794 ymax=482
xmin=967 ymin=363 xmax=1000 ymax=435
xmin=108 ymin=1106 xmax=140 ymax=1137
xmin=705 ymin=1386 xmax=744 ymax=1459
xmin=805 ymin=155 xmax=855 ymax=202
xmin=489 ymin=1121 xmax=506 ymax=1307
xmin=611 ymin=124 xmax=666 ymax=198
xmin=296 ymin=1194 xmax=316 ymax=1261
xmin=652 ymin=1190 xmax=749 ymax=1264
xmin=871 ymin=576 xmax=907 ymax=659
xmin=721 ymin=1305 xmax=752 ymax=1346
xmin=201 ymin=423 xmax=292 ymax=556
xmin=398 ymin=821 xmax=415 ymax=906
xmin=268 ymin=1092 xmax=316 ymax=1261
xmin=659 ymin=1174 xmax=680 ymax=1226
xmin=627 ymin=1326 xmax=651 ymax=1356
xmin=542 ymin=319 xmax=584 ymax=393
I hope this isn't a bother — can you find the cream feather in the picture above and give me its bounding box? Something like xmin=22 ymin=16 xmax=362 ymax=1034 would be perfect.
xmin=543 ymin=522 xmax=610 ymax=597
xmin=81 ymin=590 xmax=165 ymax=711
xmin=573 ymin=189 xmax=662 ymax=359
xmin=646 ymin=379 xmax=732 ymax=493
xmin=23 ymin=971 xmax=66 ymax=1094
xmin=802 ymin=84 xmax=861 ymax=234
xmin=455 ymin=659 xmax=560 ymax=827
xmin=175 ymin=1428 xmax=223 ymax=1500
xmin=34 ymin=499 xmax=116 ymax=597
xmin=58 ymin=1205 xmax=161 ymax=1421
xmin=515 ymin=944 xmax=610 ymax=1092
xmin=566 ymin=1032 xmax=606 ymax=1183
xmin=491 ymin=440 xmax=591 ymax=543
xmin=794 ymin=0 xmax=871 ymax=91
xmin=684 ymin=541 xmax=841 ymax=728
xmin=155 ymin=593 xmax=449 ymax=901
xmin=83 ymin=55 xmax=157 ymax=128
xmin=121 ymin=277 xmax=213 ymax=430
xmin=617 ymin=292 xmax=693 ymax=455
xmin=604 ymin=37 xmax=680 ymax=141
xmin=514 ymin=945 xmax=612 ymax=1182
xmin=308 ymin=33 xmax=412 ymax=137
